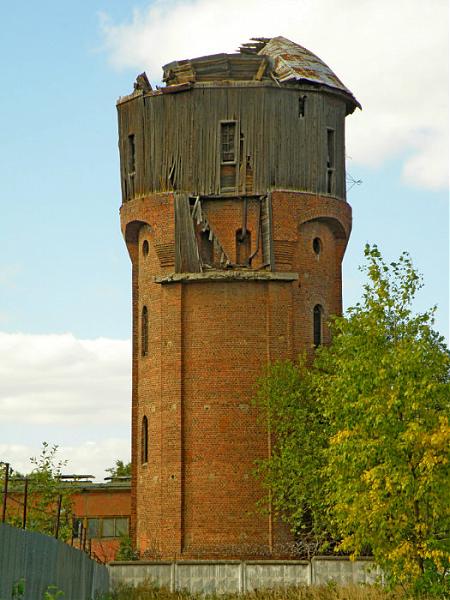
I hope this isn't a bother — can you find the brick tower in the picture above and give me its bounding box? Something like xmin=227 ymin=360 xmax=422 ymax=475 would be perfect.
xmin=117 ymin=36 xmax=360 ymax=559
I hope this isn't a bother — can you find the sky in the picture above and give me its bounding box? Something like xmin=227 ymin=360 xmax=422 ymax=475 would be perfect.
xmin=0 ymin=0 xmax=448 ymax=479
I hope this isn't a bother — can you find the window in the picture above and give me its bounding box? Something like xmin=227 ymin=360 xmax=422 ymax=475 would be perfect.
xmin=299 ymin=95 xmax=307 ymax=118
xmin=313 ymin=305 xmax=323 ymax=347
xmin=102 ymin=518 xmax=115 ymax=538
xmin=127 ymin=134 xmax=136 ymax=174
xmin=87 ymin=518 xmax=100 ymax=539
xmin=72 ymin=518 xmax=82 ymax=539
xmin=141 ymin=306 xmax=148 ymax=357
xmin=313 ymin=237 xmax=322 ymax=255
xmin=115 ymin=518 xmax=129 ymax=537
xmin=200 ymin=230 xmax=213 ymax=265
xmin=84 ymin=517 xmax=130 ymax=539
xmin=220 ymin=122 xmax=237 ymax=163
xmin=142 ymin=240 xmax=149 ymax=257
xmin=142 ymin=415 xmax=148 ymax=464
xmin=220 ymin=121 xmax=238 ymax=192
xmin=236 ymin=229 xmax=251 ymax=265
xmin=326 ymin=129 xmax=335 ymax=194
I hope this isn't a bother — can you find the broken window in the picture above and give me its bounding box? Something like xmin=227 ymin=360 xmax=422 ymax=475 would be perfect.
xmin=236 ymin=229 xmax=251 ymax=265
xmin=200 ymin=230 xmax=213 ymax=265
xmin=221 ymin=122 xmax=237 ymax=163
xmin=299 ymin=95 xmax=307 ymax=118
xmin=313 ymin=304 xmax=323 ymax=347
xmin=220 ymin=121 xmax=238 ymax=191
xmin=326 ymin=129 xmax=335 ymax=194
xmin=128 ymin=134 xmax=136 ymax=174
xmin=141 ymin=306 xmax=148 ymax=357
xmin=142 ymin=415 xmax=148 ymax=464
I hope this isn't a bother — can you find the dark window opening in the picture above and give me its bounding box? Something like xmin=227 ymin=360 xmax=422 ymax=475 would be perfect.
xmin=72 ymin=518 xmax=82 ymax=539
xmin=200 ymin=230 xmax=213 ymax=265
xmin=221 ymin=122 xmax=237 ymax=163
xmin=327 ymin=129 xmax=335 ymax=168
xmin=236 ymin=229 xmax=252 ymax=265
xmin=327 ymin=169 xmax=333 ymax=194
xmin=142 ymin=415 xmax=148 ymax=464
xmin=326 ymin=129 xmax=335 ymax=194
xmin=313 ymin=305 xmax=323 ymax=347
xmin=299 ymin=95 xmax=307 ymax=117
xmin=142 ymin=240 xmax=149 ymax=257
xmin=141 ymin=306 xmax=148 ymax=357
xmin=313 ymin=237 xmax=322 ymax=255
xmin=128 ymin=134 xmax=136 ymax=174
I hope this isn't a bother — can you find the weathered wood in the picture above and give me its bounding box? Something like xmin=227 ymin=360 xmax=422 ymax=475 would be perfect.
xmin=174 ymin=194 xmax=201 ymax=273
xmin=118 ymin=83 xmax=347 ymax=202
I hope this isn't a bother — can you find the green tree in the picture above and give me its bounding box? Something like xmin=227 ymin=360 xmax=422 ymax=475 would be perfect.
xmin=2 ymin=442 xmax=74 ymax=541
xmin=105 ymin=460 xmax=131 ymax=478
xmin=255 ymin=359 xmax=331 ymax=557
xmin=257 ymin=245 xmax=450 ymax=592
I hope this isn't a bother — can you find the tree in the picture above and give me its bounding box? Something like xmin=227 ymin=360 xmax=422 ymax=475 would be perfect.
xmin=255 ymin=359 xmax=331 ymax=557
xmin=1 ymin=442 xmax=74 ymax=541
xmin=257 ymin=245 xmax=450 ymax=592
xmin=105 ymin=459 xmax=131 ymax=478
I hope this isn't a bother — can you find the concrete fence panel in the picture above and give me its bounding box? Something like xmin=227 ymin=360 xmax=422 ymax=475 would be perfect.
xmin=109 ymin=557 xmax=378 ymax=593
xmin=245 ymin=561 xmax=310 ymax=591
xmin=312 ymin=556 xmax=381 ymax=586
xmin=0 ymin=523 xmax=109 ymax=600
xmin=176 ymin=562 xmax=241 ymax=594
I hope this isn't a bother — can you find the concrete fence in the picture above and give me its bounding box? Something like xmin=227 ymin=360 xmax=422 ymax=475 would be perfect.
xmin=109 ymin=557 xmax=382 ymax=594
xmin=0 ymin=522 xmax=109 ymax=600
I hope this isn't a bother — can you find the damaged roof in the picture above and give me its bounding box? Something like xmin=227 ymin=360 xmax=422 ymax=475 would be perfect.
xmin=156 ymin=36 xmax=360 ymax=112
xmin=259 ymin=36 xmax=361 ymax=110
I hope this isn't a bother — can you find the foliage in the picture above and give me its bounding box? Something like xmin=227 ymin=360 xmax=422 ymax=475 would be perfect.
xmin=115 ymin=535 xmax=140 ymax=561
xmin=1 ymin=442 xmax=74 ymax=541
xmin=256 ymin=245 xmax=450 ymax=593
xmin=43 ymin=585 xmax=64 ymax=600
xmin=96 ymin=582 xmax=439 ymax=599
xmin=11 ymin=579 xmax=25 ymax=600
xmin=106 ymin=460 xmax=132 ymax=478
xmin=255 ymin=359 xmax=331 ymax=557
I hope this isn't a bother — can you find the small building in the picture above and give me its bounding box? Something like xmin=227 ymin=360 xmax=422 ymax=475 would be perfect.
xmin=70 ymin=475 xmax=131 ymax=563
xmin=3 ymin=474 xmax=131 ymax=564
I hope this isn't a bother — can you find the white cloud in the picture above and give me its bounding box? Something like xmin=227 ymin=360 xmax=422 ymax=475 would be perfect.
xmin=0 ymin=439 xmax=131 ymax=481
xmin=0 ymin=332 xmax=131 ymax=425
xmin=0 ymin=332 xmax=131 ymax=479
xmin=100 ymin=0 xmax=449 ymax=191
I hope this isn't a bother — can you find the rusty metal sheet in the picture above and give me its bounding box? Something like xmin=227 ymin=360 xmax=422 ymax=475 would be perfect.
xmin=259 ymin=36 xmax=361 ymax=109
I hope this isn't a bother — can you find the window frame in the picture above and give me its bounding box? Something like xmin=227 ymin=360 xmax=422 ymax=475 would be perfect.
xmin=219 ymin=120 xmax=238 ymax=165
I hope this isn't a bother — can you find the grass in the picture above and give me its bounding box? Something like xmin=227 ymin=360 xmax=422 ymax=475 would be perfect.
xmin=100 ymin=582 xmax=443 ymax=600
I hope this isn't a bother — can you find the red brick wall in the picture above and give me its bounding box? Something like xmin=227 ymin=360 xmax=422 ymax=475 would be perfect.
xmin=121 ymin=190 xmax=351 ymax=559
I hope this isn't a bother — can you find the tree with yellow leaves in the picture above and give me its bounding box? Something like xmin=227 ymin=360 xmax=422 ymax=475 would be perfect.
xmin=257 ymin=245 xmax=449 ymax=594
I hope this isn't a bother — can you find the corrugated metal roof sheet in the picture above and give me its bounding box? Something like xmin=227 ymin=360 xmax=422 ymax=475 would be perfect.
xmin=260 ymin=36 xmax=361 ymax=110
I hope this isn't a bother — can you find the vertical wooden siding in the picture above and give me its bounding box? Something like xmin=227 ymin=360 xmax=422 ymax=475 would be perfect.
xmin=117 ymin=85 xmax=347 ymax=202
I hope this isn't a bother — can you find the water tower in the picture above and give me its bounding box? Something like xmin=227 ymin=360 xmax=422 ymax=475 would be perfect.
xmin=117 ymin=36 xmax=360 ymax=559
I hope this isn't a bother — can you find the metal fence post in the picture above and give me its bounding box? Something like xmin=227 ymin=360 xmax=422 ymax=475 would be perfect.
xmin=54 ymin=494 xmax=62 ymax=539
xmin=2 ymin=463 xmax=9 ymax=523
xmin=22 ymin=478 xmax=29 ymax=529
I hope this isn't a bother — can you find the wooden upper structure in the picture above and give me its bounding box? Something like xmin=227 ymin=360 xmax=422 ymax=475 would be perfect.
xmin=117 ymin=36 xmax=360 ymax=206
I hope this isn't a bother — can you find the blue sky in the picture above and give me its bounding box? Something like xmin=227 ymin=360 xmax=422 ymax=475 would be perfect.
xmin=0 ymin=0 xmax=448 ymax=477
